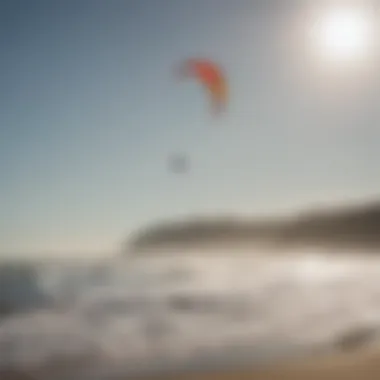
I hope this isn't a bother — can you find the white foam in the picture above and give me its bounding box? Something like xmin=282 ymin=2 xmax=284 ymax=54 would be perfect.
xmin=1 ymin=249 xmax=380 ymax=378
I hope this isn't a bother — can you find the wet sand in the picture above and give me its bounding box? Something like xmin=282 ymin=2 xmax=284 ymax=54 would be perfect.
xmin=134 ymin=347 xmax=380 ymax=380
xmin=2 ymin=346 xmax=380 ymax=380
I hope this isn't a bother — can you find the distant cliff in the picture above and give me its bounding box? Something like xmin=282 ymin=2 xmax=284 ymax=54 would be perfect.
xmin=126 ymin=200 xmax=380 ymax=254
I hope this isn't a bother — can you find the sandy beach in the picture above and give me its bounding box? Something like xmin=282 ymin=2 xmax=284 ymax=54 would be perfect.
xmin=134 ymin=346 xmax=380 ymax=380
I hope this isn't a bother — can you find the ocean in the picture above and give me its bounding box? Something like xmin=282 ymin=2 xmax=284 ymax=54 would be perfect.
xmin=1 ymin=249 xmax=380 ymax=379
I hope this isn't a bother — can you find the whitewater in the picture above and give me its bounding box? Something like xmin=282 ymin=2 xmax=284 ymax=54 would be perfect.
xmin=1 ymin=249 xmax=380 ymax=379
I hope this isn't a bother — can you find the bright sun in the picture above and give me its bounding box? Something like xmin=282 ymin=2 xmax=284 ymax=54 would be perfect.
xmin=311 ymin=6 xmax=375 ymax=64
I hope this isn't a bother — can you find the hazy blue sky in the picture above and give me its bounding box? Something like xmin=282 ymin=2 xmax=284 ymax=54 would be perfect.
xmin=1 ymin=0 xmax=380 ymax=256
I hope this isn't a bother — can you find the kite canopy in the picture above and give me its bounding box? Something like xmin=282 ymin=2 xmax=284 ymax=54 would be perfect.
xmin=177 ymin=59 xmax=227 ymax=115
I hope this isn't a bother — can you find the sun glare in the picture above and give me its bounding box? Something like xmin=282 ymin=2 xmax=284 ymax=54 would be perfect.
xmin=311 ymin=6 xmax=375 ymax=64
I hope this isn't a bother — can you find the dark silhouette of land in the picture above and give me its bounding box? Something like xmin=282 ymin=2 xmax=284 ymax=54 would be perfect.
xmin=127 ymin=200 xmax=380 ymax=253
xmin=0 ymin=261 xmax=50 ymax=319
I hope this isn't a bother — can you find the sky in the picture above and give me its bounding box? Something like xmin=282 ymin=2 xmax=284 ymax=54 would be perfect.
xmin=1 ymin=0 xmax=380 ymax=257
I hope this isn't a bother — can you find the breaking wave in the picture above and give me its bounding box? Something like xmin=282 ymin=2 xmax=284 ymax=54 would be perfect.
xmin=1 ymin=250 xmax=380 ymax=379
